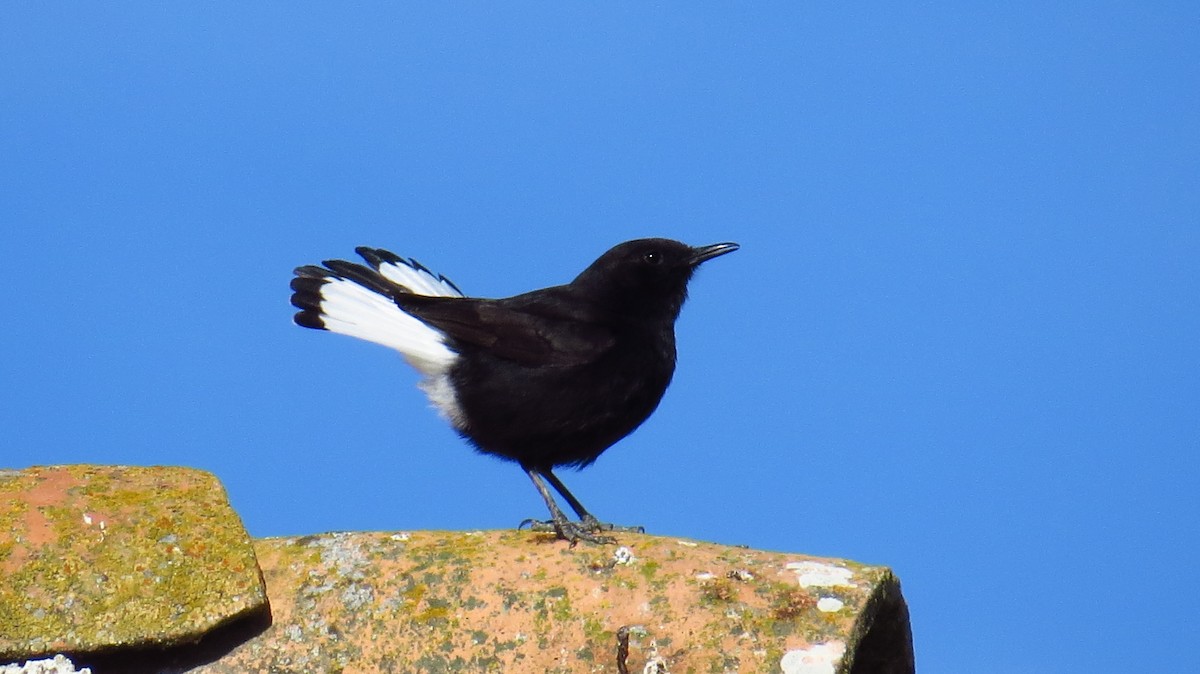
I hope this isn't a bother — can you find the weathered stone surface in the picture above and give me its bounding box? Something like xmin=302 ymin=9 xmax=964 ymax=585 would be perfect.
xmin=167 ymin=530 xmax=911 ymax=674
xmin=0 ymin=465 xmax=267 ymax=661
xmin=1 ymin=465 xmax=912 ymax=672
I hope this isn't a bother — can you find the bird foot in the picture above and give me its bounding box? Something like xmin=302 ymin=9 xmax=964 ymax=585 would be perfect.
xmin=519 ymin=517 xmax=644 ymax=544
xmin=520 ymin=517 xmax=615 ymax=544
xmin=580 ymin=517 xmax=646 ymax=535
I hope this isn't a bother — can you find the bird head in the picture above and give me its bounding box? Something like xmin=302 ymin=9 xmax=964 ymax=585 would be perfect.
xmin=572 ymin=238 xmax=739 ymax=320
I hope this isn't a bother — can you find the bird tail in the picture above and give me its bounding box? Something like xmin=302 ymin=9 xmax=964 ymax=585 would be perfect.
xmin=290 ymin=247 xmax=464 ymax=376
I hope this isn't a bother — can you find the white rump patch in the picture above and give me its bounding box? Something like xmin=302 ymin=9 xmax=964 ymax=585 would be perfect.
xmin=418 ymin=372 xmax=466 ymax=430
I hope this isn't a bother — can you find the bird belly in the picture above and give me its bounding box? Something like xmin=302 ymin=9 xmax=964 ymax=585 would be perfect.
xmin=450 ymin=353 xmax=673 ymax=470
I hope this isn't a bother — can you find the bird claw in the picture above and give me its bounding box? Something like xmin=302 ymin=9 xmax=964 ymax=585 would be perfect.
xmin=521 ymin=518 xmax=615 ymax=545
xmin=579 ymin=515 xmax=646 ymax=534
xmin=520 ymin=517 xmax=642 ymax=544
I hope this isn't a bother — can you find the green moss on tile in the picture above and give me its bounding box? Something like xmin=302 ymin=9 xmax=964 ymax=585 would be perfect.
xmin=700 ymin=577 xmax=737 ymax=604
xmin=1 ymin=466 xmax=266 ymax=659
xmin=582 ymin=615 xmax=609 ymax=643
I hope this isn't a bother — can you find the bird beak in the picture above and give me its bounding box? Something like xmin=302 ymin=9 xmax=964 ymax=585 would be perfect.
xmin=689 ymin=242 xmax=740 ymax=265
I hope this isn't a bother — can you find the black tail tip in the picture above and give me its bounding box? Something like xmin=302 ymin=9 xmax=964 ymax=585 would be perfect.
xmin=292 ymin=309 xmax=327 ymax=330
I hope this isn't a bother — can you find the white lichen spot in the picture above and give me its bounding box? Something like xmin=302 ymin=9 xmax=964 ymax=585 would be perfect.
xmin=675 ymin=540 xmax=698 ymax=547
xmin=785 ymin=561 xmax=856 ymax=588
xmin=0 ymin=655 xmax=91 ymax=674
xmin=310 ymin=533 xmax=370 ymax=580
xmin=642 ymin=655 xmax=670 ymax=674
xmin=341 ymin=583 xmax=375 ymax=611
xmin=816 ymin=597 xmax=844 ymax=613
xmin=81 ymin=513 xmax=107 ymax=541
xmin=728 ymin=569 xmax=754 ymax=581
xmin=81 ymin=513 xmax=107 ymax=531
xmin=779 ymin=642 xmax=846 ymax=674
xmin=613 ymin=546 xmax=636 ymax=565
xmin=390 ymin=532 xmax=411 ymax=541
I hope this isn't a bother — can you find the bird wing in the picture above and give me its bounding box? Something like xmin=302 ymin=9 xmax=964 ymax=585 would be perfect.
xmin=395 ymin=290 xmax=616 ymax=367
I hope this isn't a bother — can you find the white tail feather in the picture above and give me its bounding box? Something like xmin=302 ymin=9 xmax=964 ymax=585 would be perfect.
xmin=373 ymin=257 xmax=463 ymax=298
xmin=316 ymin=277 xmax=457 ymax=377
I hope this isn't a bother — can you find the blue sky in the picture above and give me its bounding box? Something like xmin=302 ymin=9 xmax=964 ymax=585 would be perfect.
xmin=2 ymin=4 xmax=1197 ymax=672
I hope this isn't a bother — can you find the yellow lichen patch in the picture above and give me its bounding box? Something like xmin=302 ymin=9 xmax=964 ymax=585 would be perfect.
xmin=701 ymin=576 xmax=739 ymax=604
xmin=771 ymin=585 xmax=818 ymax=621
xmin=200 ymin=530 xmax=910 ymax=673
xmin=0 ymin=465 xmax=266 ymax=661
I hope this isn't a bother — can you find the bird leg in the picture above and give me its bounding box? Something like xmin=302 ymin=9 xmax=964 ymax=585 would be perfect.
xmin=541 ymin=469 xmax=644 ymax=534
xmin=523 ymin=468 xmax=615 ymax=544
xmin=520 ymin=467 xmax=643 ymax=543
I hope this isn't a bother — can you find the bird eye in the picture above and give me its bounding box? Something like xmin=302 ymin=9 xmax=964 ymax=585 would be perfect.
xmin=643 ymin=251 xmax=663 ymax=265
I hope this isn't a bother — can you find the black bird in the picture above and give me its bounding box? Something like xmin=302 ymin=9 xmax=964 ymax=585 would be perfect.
xmin=290 ymin=238 xmax=738 ymax=543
